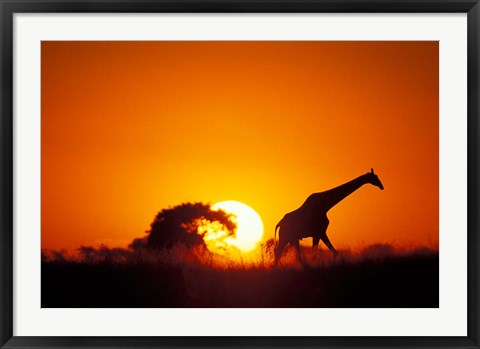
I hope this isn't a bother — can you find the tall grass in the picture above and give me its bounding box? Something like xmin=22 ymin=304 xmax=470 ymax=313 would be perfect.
xmin=41 ymin=242 xmax=438 ymax=271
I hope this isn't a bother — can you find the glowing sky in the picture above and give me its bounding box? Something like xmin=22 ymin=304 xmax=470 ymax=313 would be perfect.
xmin=41 ymin=41 xmax=438 ymax=251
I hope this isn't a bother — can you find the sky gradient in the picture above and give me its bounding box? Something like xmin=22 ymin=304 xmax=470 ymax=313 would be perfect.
xmin=41 ymin=41 xmax=439 ymax=252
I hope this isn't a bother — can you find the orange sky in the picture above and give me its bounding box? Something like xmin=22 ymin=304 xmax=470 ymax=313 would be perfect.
xmin=41 ymin=41 xmax=438 ymax=252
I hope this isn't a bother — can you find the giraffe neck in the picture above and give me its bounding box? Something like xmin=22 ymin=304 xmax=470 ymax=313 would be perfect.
xmin=321 ymin=174 xmax=369 ymax=211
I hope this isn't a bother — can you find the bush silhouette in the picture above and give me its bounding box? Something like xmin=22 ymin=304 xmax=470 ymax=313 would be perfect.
xmin=147 ymin=202 xmax=236 ymax=249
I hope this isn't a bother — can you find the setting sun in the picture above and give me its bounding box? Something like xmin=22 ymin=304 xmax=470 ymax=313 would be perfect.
xmin=212 ymin=201 xmax=264 ymax=253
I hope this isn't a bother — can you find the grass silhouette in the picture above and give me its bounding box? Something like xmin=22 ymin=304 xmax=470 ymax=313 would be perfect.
xmin=41 ymin=243 xmax=438 ymax=308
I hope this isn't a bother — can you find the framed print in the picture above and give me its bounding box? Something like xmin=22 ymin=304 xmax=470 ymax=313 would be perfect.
xmin=1 ymin=1 xmax=479 ymax=348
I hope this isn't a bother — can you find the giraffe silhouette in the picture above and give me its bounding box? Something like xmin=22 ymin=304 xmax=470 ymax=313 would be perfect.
xmin=274 ymin=168 xmax=384 ymax=262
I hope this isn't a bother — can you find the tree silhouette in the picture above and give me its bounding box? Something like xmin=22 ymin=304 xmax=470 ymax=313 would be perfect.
xmin=147 ymin=202 xmax=236 ymax=249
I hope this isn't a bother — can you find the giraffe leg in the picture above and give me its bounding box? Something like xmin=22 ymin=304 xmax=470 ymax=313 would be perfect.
xmin=312 ymin=236 xmax=320 ymax=249
xmin=274 ymin=240 xmax=288 ymax=263
xmin=322 ymin=235 xmax=337 ymax=255
xmin=292 ymin=240 xmax=303 ymax=264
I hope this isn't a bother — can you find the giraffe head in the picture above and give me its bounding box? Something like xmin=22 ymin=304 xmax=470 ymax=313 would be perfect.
xmin=367 ymin=168 xmax=384 ymax=190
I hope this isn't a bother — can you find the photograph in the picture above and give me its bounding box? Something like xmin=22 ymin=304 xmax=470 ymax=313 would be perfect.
xmin=40 ymin=40 xmax=439 ymax=308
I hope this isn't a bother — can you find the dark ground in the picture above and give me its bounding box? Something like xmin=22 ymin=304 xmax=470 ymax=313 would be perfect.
xmin=42 ymin=252 xmax=438 ymax=308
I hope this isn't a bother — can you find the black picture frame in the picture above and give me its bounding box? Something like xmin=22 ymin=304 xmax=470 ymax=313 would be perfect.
xmin=1 ymin=1 xmax=479 ymax=348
